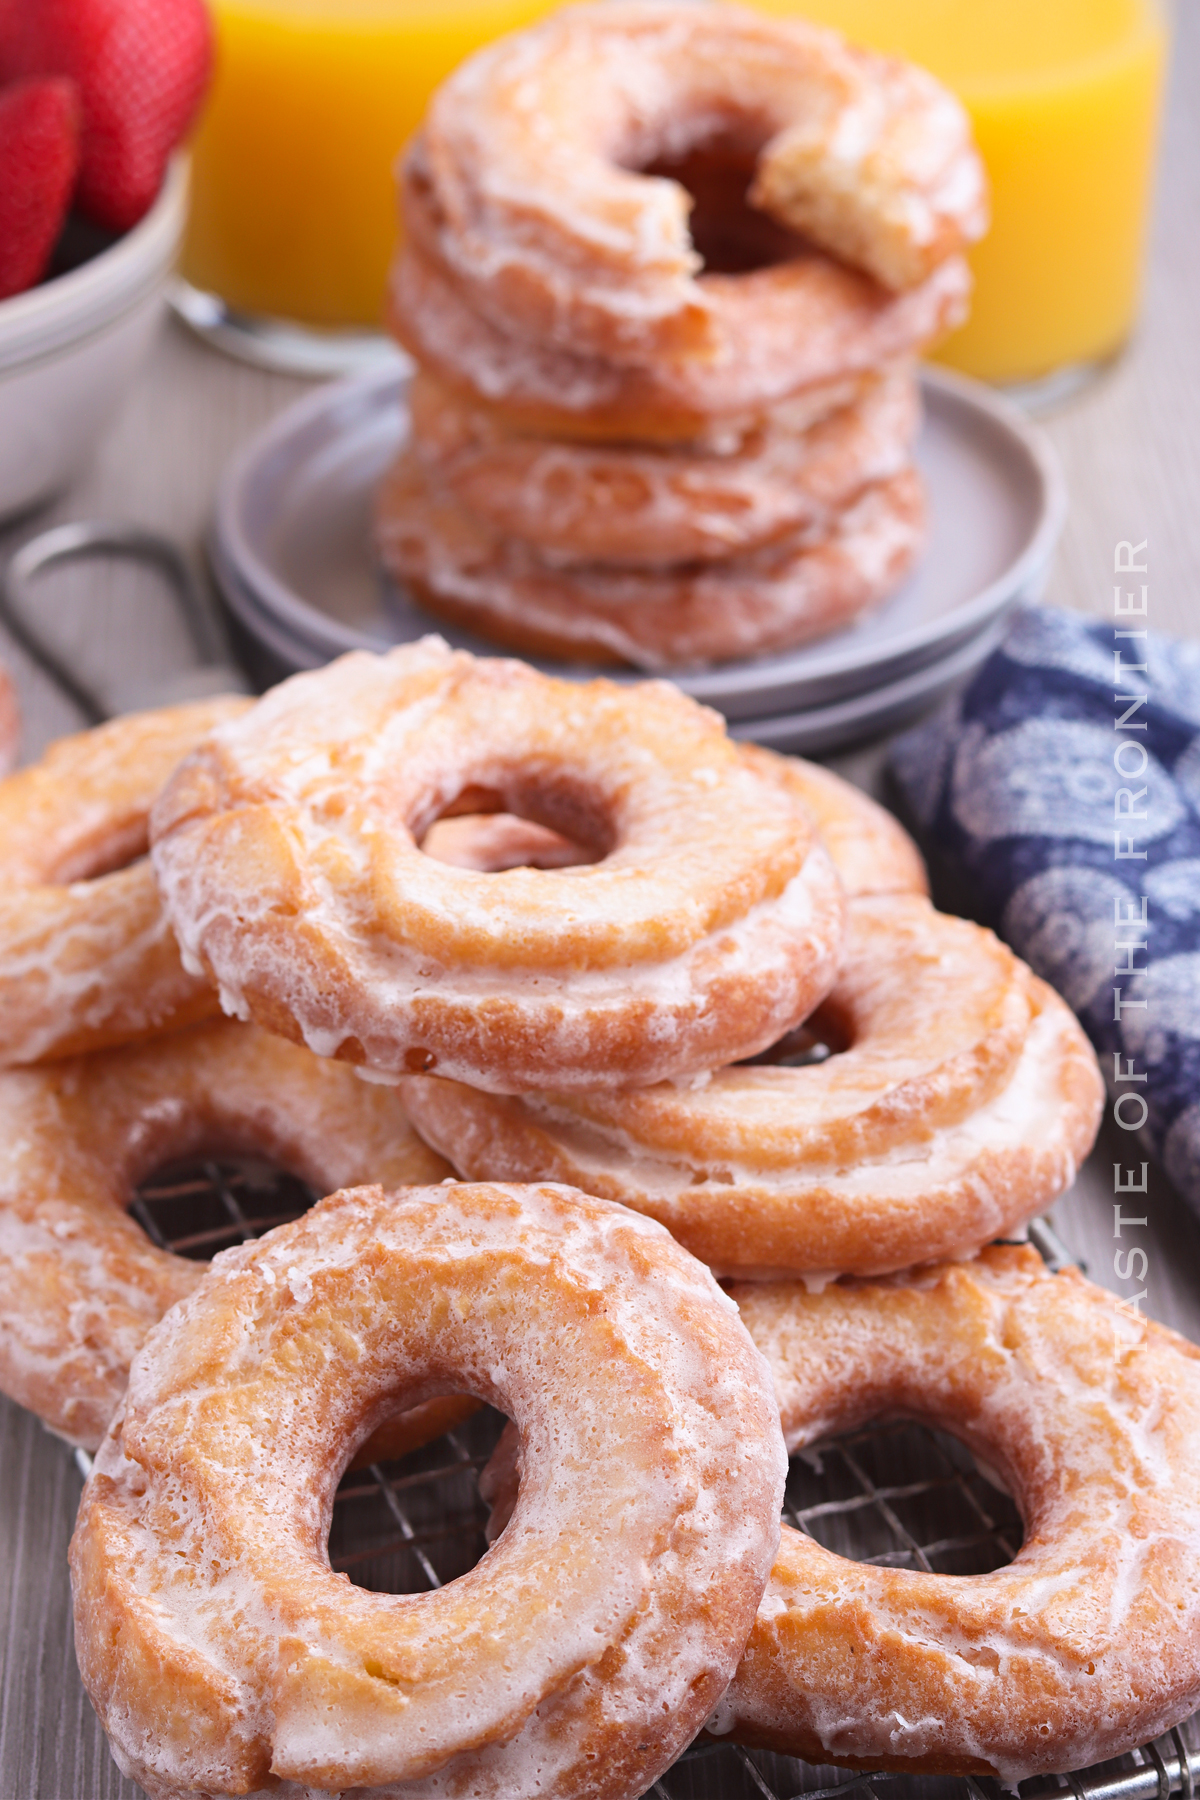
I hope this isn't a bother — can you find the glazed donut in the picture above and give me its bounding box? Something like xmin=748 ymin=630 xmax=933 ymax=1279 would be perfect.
xmin=0 ymin=656 xmax=18 ymax=775
xmin=390 ymin=242 xmax=968 ymax=445
xmin=0 ymin=1016 xmax=453 ymax=1451
xmin=150 ymin=641 xmax=846 ymax=1092
xmin=407 ymin=368 xmax=920 ymax=567
xmin=0 ymin=697 xmax=250 ymax=1066
xmin=407 ymin=0 xmax=986 ymax=363
xmin=378 ymin=452 xmax=924 ymax=670
xmin=707 ymin=1247 xmax=1200 ymax=1781
xmin=71 ymin=1180 xmax=787 ymax=1800
xmin=400 ymin=894 xmax=1104 ymax=1278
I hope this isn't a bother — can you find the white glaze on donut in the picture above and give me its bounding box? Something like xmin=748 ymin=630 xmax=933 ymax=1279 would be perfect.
xmin=0 ymin=698 xmax=249 ymax=1065
xmin=390 ymin=242 xmax=969 ymax=443
xmin=716 ymin=1248 xmax=1200 ymax=1782
xmin=150 ymin=642 xmax=846 ymax=1090
xmin=70 ymin=1181 xmax=787 ymax=1800
xmin=405 ymin=367 xmax=920 ymax=567
xmin=408 ymin=0 xmax=986 ymax=360
xmin=378 ymin=454 xmax=925 ymax=670
xmin=0 ymin=1017 xmax=450 ymax=1449
xmin=400 ymin=896 xmax=1104 ymax=1277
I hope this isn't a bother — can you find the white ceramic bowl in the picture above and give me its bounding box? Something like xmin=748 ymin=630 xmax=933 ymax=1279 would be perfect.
xmin=0 ymin=157 xmax=188 ymax=523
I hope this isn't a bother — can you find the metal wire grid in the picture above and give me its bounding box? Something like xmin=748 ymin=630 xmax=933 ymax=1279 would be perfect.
xmin=72 ymin=1163 xmax=1200 ymax=1800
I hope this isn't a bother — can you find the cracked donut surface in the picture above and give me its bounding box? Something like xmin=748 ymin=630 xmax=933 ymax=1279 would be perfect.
xmin=378 ymin=452 xmax=925 ymax=671
xmin=712 ymin=1247 xmax=1200 ymax=1781
xmin=401 ymin=893 xmax=1103 ymax=1278
xmin=149 ymin=641 xmax=846 ymax=1092
xmin=70 ymin=1181 xmax=787 ymax=1800
xmin=405 ymin=368 xmax=920 ymax=568
xmin=390 ymin=242 xmax=968 ymax=444
xmin=406 ymin=0 xmax=986 ymax=362
xmin=0 ymin=1017 xmax=451 ymax=1452
xmin=0 ymin=698 xmax=249 ymax=1065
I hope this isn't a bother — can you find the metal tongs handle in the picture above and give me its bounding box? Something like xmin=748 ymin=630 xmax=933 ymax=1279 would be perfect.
xmin=0 ymin=521 xmax=250 ymax=723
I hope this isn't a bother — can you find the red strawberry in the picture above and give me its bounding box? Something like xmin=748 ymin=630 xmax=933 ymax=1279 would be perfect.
xmin=0 ymin=4 xmax=21 ymax=78
xmin=0 ymin=76 xmax=81 ymax=300
xmin=10 ymin=0 xmax=213 ymax=233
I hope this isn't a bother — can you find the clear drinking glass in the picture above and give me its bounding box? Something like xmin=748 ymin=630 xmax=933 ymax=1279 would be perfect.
xmin=174 ymin=0 xmax=558 ymax=373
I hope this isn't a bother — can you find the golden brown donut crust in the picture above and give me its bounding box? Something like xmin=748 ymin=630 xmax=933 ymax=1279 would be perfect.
xmin=389 ymin=242 xmax=969 ymax=444
xmin=0 ymin=1016 xmax=451 ymax=1450
xmin=70 ymin=1181 xmax=787 ymax=1800
xmin=149 ymin=642 xmax=846 ymax=1091
xmin=0 ymin=698 xmax=250 ymax=1066
xmin=378 ymin=455 xmax=925 ymax=671
xmin=405 ymin=367 xmax=920 ymax=568
xmin=407 ymin=1 xmax=985 ymax=362
xmin=713 ymin=1247 xmax=1200 ymax=1782
xmin=401 ymin=895 xmax=1103 ymax=1278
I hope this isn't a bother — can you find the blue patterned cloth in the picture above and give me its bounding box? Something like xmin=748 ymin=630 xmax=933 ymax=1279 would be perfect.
xmin=889 ymin=605 xmax=1200 ymax=1212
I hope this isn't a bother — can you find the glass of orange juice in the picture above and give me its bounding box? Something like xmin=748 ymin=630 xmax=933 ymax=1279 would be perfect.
xmin=750 ymin=0 xmax=1169 ymax=399
xmin=175 ymin=0 xmax=559 ymax=373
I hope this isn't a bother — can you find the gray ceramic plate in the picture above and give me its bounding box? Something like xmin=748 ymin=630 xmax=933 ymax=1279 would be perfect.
xmin=726 ymin=613 xmax=1008 ymax=753
xmin=212 ymin=360 xmax=1063 ymax=725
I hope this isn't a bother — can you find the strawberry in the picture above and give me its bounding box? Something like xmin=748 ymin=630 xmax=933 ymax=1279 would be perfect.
xmin=0 ymin=4 xmax=21 ymax=78
xmin=0 ymin=77 xmax=81 ymax=300
xmin=8 ymin=0 xmax=213 ymax=233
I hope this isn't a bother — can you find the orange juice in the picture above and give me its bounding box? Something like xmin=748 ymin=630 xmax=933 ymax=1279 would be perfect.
xmin=182 ymin=0 xmax=557 ymax=329
xmin=751 ymin=0 xmax=1168 ymax=385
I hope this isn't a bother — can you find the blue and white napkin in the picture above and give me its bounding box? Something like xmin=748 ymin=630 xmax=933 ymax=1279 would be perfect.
xmin=889 ymin=604 xmax=1200 ymax=1212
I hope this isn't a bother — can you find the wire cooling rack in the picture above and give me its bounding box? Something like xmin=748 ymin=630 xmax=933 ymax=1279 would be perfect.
xmin=74 ymin=1165 xmax=1200 ymax=1800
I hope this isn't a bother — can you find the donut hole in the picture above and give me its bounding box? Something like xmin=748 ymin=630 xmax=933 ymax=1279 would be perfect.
xmin=417 ymin=777 xmax=611 ymax=871
xmin=330 ymin=1404 xmax=509 ymax=1594
xmin=740 ymin=1004 xmax=853 ymax=1068
xmin=48 ymin=816 xmax=150 ymax=884
xmin=787 ymin=1419 xmax=1024 ymax=1577
xmin=132 ymin=1154 xmax=318 ymax=1260
xmin=639 ymin=144 xmax=812 ymax=275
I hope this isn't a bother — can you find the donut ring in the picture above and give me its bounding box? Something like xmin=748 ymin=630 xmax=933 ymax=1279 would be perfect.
xmin=400 ymin=894 xmax=1104 ymax=1278
xmin=389 ymin=243 xmax=968 ymax=445
xmin=0 ymin=697 xmax=249 ymax=1066
xmin=378 ymin=454 xmax=924 ymax=670
xmin=0 ymin=1016 xmax=453 ymax=1451
xmin=0 ymin=656 xmax=19 ymax=775
xmin=407 ymin=0 xmax=986 ymax=363
xmin=708 ymin=1247 xmax=1200 ymax=1782
xmin=71 ymin=1180 xmax=787 ymax=1800
xmin=408 ymin=369 xmax=920 ymax=567
xmin=150 ymin=641 xmax=845 ymax=1091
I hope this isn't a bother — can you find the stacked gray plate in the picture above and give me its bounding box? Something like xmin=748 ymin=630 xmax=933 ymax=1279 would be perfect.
xmin=211 ymin=360 xmax=1064 ymax=754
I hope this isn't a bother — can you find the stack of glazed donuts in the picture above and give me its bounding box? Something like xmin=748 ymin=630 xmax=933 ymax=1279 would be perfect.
xmin=377 ymin=1 xmax=989 ymax=670
xmin=6 ymin=642 xmax=1200 ymax=1800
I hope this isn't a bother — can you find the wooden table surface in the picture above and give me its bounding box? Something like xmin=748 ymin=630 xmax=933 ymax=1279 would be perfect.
xmin=2 ymin=9 xmax=1199 ymax=1792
